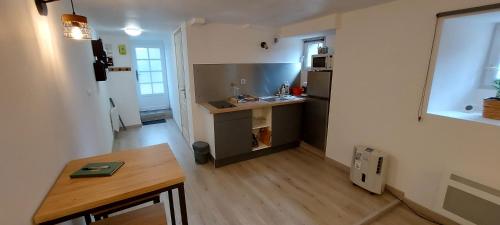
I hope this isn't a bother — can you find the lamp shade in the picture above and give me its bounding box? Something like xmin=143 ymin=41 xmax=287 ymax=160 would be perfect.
xmin=61 ymin=14 xmax=91 ymax=40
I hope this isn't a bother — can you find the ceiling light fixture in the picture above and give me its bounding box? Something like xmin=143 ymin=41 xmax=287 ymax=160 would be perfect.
xmin=61 ymin=0 xmax=91 ymax=40
xmin=124 ymin=27 xmax=143 ymax=36
xmin=34 ymin=0 xmax=91 ymax=40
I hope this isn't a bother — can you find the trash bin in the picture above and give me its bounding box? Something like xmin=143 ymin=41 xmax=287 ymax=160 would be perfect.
xmin=192 ymin=141 xmax=210 ymax=164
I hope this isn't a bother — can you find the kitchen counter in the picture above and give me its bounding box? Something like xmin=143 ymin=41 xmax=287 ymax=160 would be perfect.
xmin=200 ymin=97 xmax=305 ymax=114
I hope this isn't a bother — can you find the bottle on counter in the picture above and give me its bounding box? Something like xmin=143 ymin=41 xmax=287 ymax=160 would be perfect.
xmin=284 ymin=81 xmax=290 ymax=95
xmin=233 ymin=86 xmax=240 ymax=98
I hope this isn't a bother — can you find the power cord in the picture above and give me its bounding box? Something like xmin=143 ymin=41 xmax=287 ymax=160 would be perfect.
xmin=389 ymin=193 xmax=443 ymax=225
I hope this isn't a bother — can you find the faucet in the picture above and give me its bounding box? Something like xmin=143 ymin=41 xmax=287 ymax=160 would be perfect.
xmin=278 ymin=81 xmax=290 ymax=97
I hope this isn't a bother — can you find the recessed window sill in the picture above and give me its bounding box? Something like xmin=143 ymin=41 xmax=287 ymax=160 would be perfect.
xmin=428 ymin=110 xmax=500 ymax=127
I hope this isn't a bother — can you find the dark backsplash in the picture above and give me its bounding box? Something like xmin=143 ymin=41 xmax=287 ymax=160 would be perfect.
xmin=193 ymin=63 xmax=301 ymax=103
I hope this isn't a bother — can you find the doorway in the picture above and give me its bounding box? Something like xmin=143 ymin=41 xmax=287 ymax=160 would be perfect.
xmin=173 ymin=28 xmax=190 ymax=141
xmin=132 ymin=42 xmax=171 ymax=124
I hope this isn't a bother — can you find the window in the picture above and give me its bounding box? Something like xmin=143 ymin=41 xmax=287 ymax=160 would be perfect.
xmin=482 ymin=24 xmax=500 ymax=87
xmin=425 ymin=9 xmax=500 ymax=127
xmin=135 ymin=47 xmax=165 ymax=95
xmin=303 ymin=38 xmax=324 ymax=68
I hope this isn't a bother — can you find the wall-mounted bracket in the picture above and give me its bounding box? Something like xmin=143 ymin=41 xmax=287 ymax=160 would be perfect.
xmin=34 ymin=0 xmax=60 ymax=16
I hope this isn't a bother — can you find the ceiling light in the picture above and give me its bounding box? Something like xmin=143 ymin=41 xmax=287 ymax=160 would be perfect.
xmin=62 ymin=14 xmax=91 ymax=40
xmin=34 ymin=0 xmax=92 ymax=40
xmin=124 ymin=27 xmax=143 ymax=36
xmin=61 ymin=0 xmax=91 ymax=40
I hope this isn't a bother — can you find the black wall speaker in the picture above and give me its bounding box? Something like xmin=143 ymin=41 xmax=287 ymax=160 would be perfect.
xmin=91 ymin=39 xmax=108 ymax=82
xmin=93 ymin=61 xmax=107 ymax=81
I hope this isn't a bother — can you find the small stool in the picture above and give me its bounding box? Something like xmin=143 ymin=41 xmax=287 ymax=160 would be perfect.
xmin=90 ymin=203 xmax=167 ymax=225
xmin=91 ymin=194 xmax=160 ymax=221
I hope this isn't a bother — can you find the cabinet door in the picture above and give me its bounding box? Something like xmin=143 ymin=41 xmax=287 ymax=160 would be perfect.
xmin=214 ymin=111 xmax=252 ymax=159
xmin=272 ymin=104 xmax=303 ymax=147
xmin=302 ymin=98 xmax=329 ymax=150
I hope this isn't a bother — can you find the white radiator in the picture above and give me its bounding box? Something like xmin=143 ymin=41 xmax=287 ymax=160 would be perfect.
xmin=435 ymin=172 xmax=500 ymax=225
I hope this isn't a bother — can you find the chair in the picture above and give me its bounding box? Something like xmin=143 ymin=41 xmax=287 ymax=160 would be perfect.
xmin=87 ymin=194 xmax=160 ymax=223
xmin=90 ymin=203 xmax=167 ymax=225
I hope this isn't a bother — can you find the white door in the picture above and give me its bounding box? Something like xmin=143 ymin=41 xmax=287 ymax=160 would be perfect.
xmin=174 ymin=28 xmax=190 ymax=141
xmin=133 ymin=43 xmax=169 ymax=111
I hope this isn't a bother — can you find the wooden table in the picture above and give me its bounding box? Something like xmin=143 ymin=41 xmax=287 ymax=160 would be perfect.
xmin=33 ymin=144 xmax=187 ymax=225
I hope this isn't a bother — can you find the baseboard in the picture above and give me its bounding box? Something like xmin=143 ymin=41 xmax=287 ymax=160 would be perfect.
xmin=126 ymin=124 xmax=142 ymax=128
xmin=353 ymin=199 xmax=401 ymax=225
xmin=214 ymin=142 xmax=300 ymax=168
xmin=385 ymin=185 xmax=404 ymax=200
xmin=402 ymin=196 xmax=459 ymax=225
xmin=323 ymin=156 xmax=350 ymax=174
xmin=299 ymin=142 xmax=326 ymax=159
xmin=322 ymin=156 xmax=458 ymax=225
xmin=384 ymin=186 xmax=458 ymax=225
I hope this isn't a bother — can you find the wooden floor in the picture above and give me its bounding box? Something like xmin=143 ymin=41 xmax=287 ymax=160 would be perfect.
xmin=113 ymin=120 xmax=434 ymax=225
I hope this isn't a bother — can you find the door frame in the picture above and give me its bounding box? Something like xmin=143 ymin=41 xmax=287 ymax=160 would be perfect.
xmin=173 ymin=27 xmax=190 ymax=142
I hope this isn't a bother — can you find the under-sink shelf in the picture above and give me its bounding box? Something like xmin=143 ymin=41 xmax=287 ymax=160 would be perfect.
xmin=251 ymin=108 xmax=272 ymax=151
xmin=252 ymin=119 xmax=270 ymax=129
xmin=252 ymin=141 xmax=271 ymax=151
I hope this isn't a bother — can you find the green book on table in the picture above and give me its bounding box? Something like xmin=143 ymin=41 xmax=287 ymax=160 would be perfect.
xmin=70 ymin=161 xmax=125 ymax=178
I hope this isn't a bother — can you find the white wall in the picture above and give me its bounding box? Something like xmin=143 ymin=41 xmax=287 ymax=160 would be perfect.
xmin=0 ymin=0 xmax=114 ymax=224
xmin=187 ymin=24 xmax=303 ymax=63
xmin=100 ymin=35 xmax=142 ymax=126
xmin=183 ymin=23 xmax=303 ymax=144
xmin=428 ymin=17 xmax=495 ymax=113
xmin=326 ymin=0 xmax=500 ymax=217
xmin=325 ymin=33 xmax=336 ymax=52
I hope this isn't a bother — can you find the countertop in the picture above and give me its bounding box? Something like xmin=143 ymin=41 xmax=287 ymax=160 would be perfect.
xmin=200 ymin=97 xmax=306 ymax=114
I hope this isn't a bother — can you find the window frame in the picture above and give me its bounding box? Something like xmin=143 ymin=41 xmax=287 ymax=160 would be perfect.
xmin=481 ymin=23 xmax=500 ymax=88
xmin=302 ymin=37 xmax=326 ymax=70
xmin=134 ymin=47 xmax=166 ymax=96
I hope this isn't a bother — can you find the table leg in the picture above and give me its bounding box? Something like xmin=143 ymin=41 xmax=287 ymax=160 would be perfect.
xmin=154 ymin=195 xmax=161 ymax=204
xmin=178 ymin=183 xmax=188 ymax=225
xmin=168 ymin=189 xmax=176 ymax=225
xmin=84 ymin=215 xmax=92 ymax=225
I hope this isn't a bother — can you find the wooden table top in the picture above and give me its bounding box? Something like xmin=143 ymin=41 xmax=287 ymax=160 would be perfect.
xmin=33 ymin=144 xmax=185 ymax=224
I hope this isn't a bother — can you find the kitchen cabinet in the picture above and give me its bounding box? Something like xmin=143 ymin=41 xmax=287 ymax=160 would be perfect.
xmin=272 ymin=103 xmax=303 ymax=147
xmin=214 ymin=110 xmax=252 ymax=159
xmin=302 ymin=98 xmax=329 ymax=150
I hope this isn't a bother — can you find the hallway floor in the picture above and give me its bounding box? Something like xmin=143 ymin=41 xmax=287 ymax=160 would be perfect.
xmin=112 ymin=120 xmax=434 ymax=225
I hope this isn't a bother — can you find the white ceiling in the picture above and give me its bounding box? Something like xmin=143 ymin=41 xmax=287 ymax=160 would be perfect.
xmin=65 ymin=0 xmax=395 ymax=34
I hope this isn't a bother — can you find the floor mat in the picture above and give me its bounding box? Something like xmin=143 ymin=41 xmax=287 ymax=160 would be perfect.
xmin=140 ymin=109 xmax=172 ymax=123
xmin=142 ymin=119 xmax=166 ymax=125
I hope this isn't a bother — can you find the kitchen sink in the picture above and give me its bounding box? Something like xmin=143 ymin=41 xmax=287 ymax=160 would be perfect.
xmin=209 ymin=101 xmax=236 ymax=109
xmin=260 ymin=96 xmax=296 ymax=102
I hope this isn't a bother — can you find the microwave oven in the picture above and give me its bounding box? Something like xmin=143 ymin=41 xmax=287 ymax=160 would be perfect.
xmin=311 ymin=54 xmax=333 ymax=71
